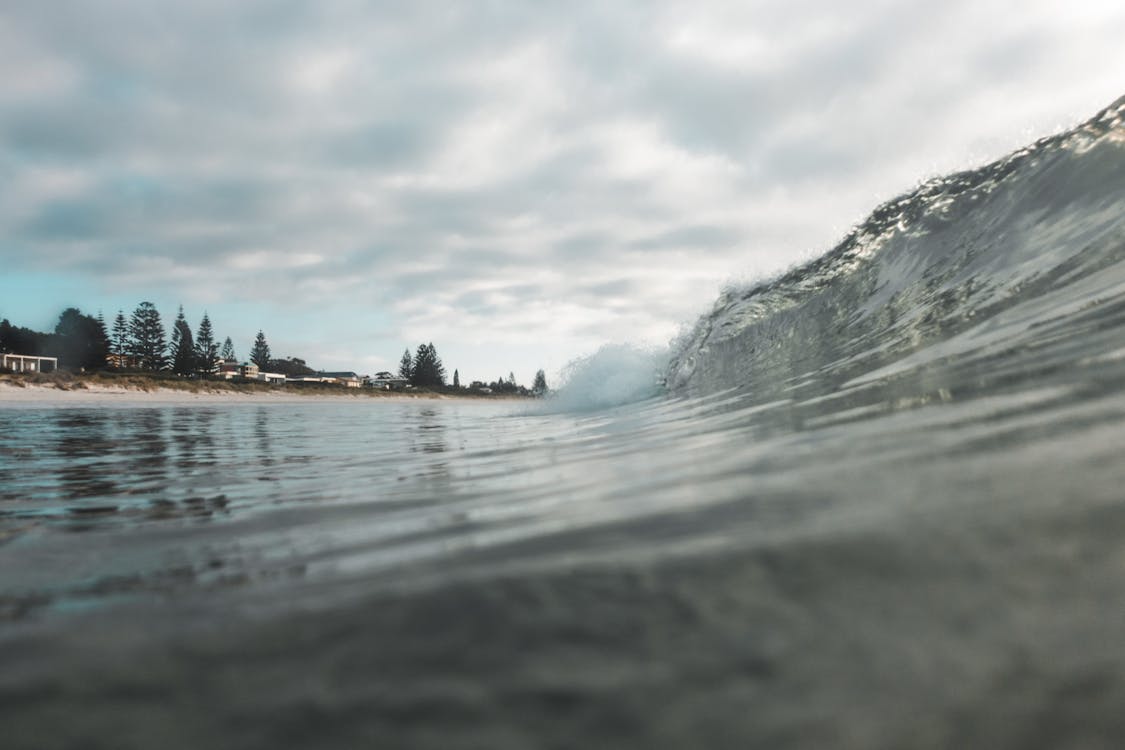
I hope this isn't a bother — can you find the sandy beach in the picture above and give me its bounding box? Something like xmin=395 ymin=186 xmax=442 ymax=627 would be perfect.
xmin=0 ymin=379 xmax=464 ymax=406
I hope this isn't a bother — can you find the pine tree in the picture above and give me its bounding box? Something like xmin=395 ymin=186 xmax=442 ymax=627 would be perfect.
xmin=195 ymin=313 xmax=218 ymax=374
xmin=452 ymin=369 xmax=460 ymax=388
xmin=128 ymin=301 xmax=166 ymax=371
xmin=532 ymin=369 xmax=548 ymax=396
xmin=111 ymin=310 xmax=129 ymax=364
xmin=410 ymin=342 xmax=446 ymax=387
xmin=168 ymin=306 xmax=195 ymax=375
xmin=398 ymin=348 xmax=414 ymax=381
xmin=250 ymin=330 xmax=271 ymax=369
xmin=93 ymin=311 xmax=110 ymax=369
xmin=220 ymin=337 xmax=236 ymax=362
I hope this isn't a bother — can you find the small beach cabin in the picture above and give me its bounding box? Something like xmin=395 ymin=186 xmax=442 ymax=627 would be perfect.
xmin=1 ymin=353 xmax=58 ymax=373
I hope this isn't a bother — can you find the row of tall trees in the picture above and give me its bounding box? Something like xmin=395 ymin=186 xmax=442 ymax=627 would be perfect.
xmin=0 ymin=309 xmax=110 ymax=370
xmin=107 ymin=302 xmax=244 ymax=375
xmin=1 ymin=302 xmax=265 ymax=375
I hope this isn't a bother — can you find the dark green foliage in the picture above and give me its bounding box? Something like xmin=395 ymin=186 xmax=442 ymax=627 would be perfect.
xmin=128 ymin=301 xmax=167 ymax=371
xmin=410 ymin=343 xmax=445 ymax=387
xmin=532 ymin=368 xmax=548 ymax=395
xmin=168 ymin=307 xmax=196 ymax=375
xmin=111 ymin=311 xmax=129 ymax=362
xmin=195 ymin=313 xmax=218 ymax=374
xmin=398 ymin=348 xmax=413 ymax=381
xmin=1 ymin=319 xmax=44 ymax=357
xmin=250 ymin=331 xmax=271 ymax=369
xmin=220 ymin=337 xmax=236 ymax=362
xmin=47 ymin=307 xmax=110 ymax=370
xmin=489 ymin=371 xmax=527 ymax=395
xmin=266 ymin=357 xmax=316 ymax=376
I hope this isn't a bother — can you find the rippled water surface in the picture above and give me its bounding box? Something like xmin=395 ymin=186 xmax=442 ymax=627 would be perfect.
xmin=3 ymin=369 xmax=1125 ymax=749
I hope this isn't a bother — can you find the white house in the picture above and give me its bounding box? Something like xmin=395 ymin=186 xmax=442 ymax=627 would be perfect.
xmin=1 ymin=353 xmax=58 ymax=373
xmin=216 ymin=360 xmax=267 ymax=381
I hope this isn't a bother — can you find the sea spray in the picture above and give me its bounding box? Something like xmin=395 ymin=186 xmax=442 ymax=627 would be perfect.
xmin=544 ymin=344 xmax=666 ymax=412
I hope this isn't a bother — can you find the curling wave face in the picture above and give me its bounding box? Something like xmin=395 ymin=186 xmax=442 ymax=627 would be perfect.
xmin=667 ymin=95 xmax=1125 ymax=408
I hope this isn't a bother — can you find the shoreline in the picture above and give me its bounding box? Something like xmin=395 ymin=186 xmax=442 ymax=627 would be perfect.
xmin=0 ymin=376 xmax=528 ymax=406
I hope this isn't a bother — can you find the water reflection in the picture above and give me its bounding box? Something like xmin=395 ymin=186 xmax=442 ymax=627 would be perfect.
xmin=412 ymin=408 xmax=447 ymax=455
xmin=254 ymin=407 xmax=274 ymax=472
xmin=122 ymin=409 xmax=169 ymax=489
xmin=170 ymin=407 xmax=218 ymax=473
xmin=52 ymin=411 xmax=118 ymax=503
xmin=397 ymin=405 xmax=456 ymax=502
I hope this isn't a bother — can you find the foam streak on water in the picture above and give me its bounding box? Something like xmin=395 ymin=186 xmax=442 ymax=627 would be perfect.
xmin=1 ymin=96 xmax=1125 ymax=749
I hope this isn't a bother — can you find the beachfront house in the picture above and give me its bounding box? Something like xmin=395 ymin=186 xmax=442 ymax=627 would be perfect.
xmin=216 ymin=359 xmax=241 ymax=379
xmin=319 ymin=371 xmax=362 ymax=388
xmin=1 ymin=353 xmax=58 ymax=373
xmin=366 ymin=371 xmax=409 ymax=390
xmin=216 ymin=360 xmax=281 ymax=382
xmin=105 ymin=353 xmax=139 ymax=369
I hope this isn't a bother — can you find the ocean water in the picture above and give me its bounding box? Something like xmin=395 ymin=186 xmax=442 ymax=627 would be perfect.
xmin=2 ymin=96 xmax=1124 ymax=749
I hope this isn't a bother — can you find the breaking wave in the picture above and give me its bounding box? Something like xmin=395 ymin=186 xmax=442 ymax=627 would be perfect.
xmin=666 ymin=95 xmax=1125 ymax=403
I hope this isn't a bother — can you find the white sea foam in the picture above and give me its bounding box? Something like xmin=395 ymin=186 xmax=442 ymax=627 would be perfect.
xmin=544 ymin=343 xmax=666 ymax=412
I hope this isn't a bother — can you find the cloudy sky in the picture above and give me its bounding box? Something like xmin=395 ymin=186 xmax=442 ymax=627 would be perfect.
xmin=2 ymin=1 xmax=1123 ymax=384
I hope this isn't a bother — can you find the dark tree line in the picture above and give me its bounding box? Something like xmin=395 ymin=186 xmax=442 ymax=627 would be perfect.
xmin=488 ymin=372 xmax=523 ymax=395
xmin=2 ymin=301 xmax=268 ymax=376
xmin=396 ymin=341 xmax=549 ymax=396
xmin=263 ymin=357 xmax=316 ymax=377
xmin=114 ymin=302 xmax=227 ymax=375
xmin=4 ymin=303 xmax=550 ymax=396
xmin=0 ymin=319 xmax=49 ymax=358
xmin=0 ymin=308 xmax=109 ymax=371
